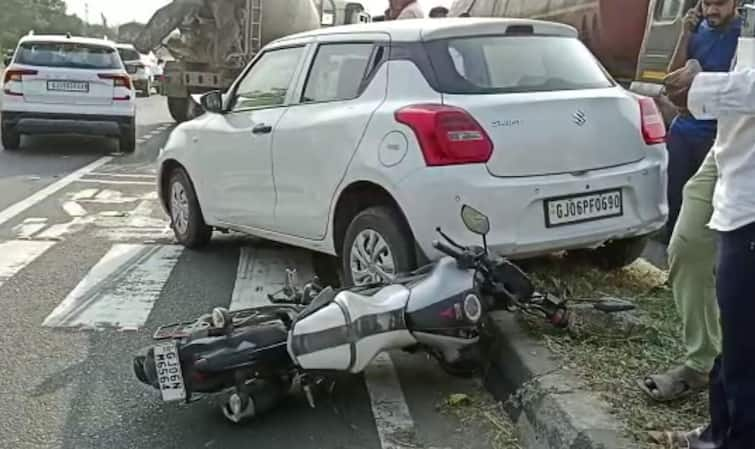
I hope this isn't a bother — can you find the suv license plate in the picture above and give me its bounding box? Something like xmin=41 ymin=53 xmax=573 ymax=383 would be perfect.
xmin=544 ymin=189 xmax=623 ymax=227
xmin=153 ymin=342 xmax=187 ymax=402
xmin=47 ymin=80 xmax=89 ymax=92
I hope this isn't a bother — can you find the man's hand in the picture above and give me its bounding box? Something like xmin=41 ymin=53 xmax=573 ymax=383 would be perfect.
xmin=664 ymin=59 xmax=703 ymax=110
xmin=682 ymin=7 xmax=702 ymax=34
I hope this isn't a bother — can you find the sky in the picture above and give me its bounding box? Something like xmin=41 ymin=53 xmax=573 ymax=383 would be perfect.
xmin=64 ymin=0 xmax=455 ymax=26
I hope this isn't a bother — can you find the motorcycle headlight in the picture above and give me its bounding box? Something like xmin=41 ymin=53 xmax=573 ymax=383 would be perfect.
xmin=463 ymin=293 xmax=482 ymax=323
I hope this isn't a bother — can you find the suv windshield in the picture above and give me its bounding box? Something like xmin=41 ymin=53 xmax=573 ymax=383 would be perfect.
xmin=15 ymin=41 xmax=121 ymax=70
xmin=118 ymin=48 xmax=141 ymax=62
xmin=425 ymin=35 xmax=614 ymax=94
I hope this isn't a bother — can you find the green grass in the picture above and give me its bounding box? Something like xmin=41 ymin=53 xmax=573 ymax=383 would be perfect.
xmin=514 ymin=254 xmax=707 ymax=446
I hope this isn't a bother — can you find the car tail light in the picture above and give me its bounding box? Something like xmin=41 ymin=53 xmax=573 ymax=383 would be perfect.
xmin=395 ymin=104 xmax=493 ymax=166
xmin=2 ymin=68 xmax=37 ymax=96
xmin=99 ymin=73 xmax=132 ymax=100
xmin=638 ymin=97 xmax=666 ymax=145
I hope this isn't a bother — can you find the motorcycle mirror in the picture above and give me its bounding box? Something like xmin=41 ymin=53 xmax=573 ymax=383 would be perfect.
xmin=461 ymin=205 xmax=490 ymax=236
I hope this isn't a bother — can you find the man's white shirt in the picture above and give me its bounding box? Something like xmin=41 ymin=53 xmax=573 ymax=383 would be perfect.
xmin=688 ymin=37 xmax=755 ymax=231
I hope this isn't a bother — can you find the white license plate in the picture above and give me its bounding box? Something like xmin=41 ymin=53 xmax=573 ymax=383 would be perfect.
xmin=153 ymin=342 xmax=187 ymax=402
xmin=47 ymin=80 xmax=89 ymax=92
xmin=544 ymin=189 xmax=623 ymax=227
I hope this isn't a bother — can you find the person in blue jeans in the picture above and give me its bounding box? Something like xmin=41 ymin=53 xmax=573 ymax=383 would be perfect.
xmin=662 ymin=0 xmax=741 ymax=243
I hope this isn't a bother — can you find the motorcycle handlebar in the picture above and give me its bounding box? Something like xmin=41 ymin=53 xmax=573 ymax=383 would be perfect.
xmin=432 ymin=239 xmax=464 ymax=260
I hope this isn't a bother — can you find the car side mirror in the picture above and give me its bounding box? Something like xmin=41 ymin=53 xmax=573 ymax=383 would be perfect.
xmin=3 ymin=56 xmax=11 ymax=66
xmin=200 ymin=90 xmax=224 ymax=114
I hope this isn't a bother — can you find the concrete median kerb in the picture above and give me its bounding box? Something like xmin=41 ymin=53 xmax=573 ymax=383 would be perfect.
xmin=481 ymin=312 xmax=642 ymax=449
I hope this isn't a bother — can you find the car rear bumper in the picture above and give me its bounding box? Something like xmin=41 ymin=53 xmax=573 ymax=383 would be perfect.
xmin=397 ymin=147 xmax=668 ymax=260
xmin=2 ymin=111 xmax=134 ymax=137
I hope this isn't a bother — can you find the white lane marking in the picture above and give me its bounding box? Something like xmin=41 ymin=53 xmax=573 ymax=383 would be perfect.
xmin=76 ymin=179 xmax=155 ymax=186
xmin=136 ymin=139 xmax=146 ymax=144
xmin=87 ymin=173 xmax=156 ymax=179
xmin=12 ymin=218 xmax=48 ymax=239
xmin=0 ymin=157 xmax=112 ymax=227
xmin=62 ymin=201 xmax=87 ymax=217
xmin=42 ymin=244 xmax=183 ymax=330
xmin=0 ymin=240 xmax=56 ymax=288
xmin=71 ymin=189 xmax=99 ymax=200
xmin=229 ymin=246 xmax=314 ymax=311
xmin=364 ymin=352 xmax=419 ymax=449
xmin=35 ymin=217 xmax=94 ymax=241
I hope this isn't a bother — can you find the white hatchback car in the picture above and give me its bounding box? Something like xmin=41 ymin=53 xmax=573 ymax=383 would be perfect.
xmin=157 ymin=18 xmax=668 ymax=286
xmin=1 ymin=34 xmax=136 ymax=152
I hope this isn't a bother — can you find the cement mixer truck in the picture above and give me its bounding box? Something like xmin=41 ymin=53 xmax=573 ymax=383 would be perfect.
xmin=134 ymin=0 xmax=370 ymax=122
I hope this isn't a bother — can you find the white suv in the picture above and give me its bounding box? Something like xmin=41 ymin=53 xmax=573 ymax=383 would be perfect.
xmin=116 ymin=43 xmax=156 ymax=97
xmin=1 ymin=34 xmax=136 ymax=152
xmin=157 ymin=18 xmax=668 ymax=285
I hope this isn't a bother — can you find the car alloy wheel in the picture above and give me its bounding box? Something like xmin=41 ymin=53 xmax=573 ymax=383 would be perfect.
xmin=170 ymin=181 xmax=190 ymax=236
xmin=349 ymin=229 xmax=397 ymax=286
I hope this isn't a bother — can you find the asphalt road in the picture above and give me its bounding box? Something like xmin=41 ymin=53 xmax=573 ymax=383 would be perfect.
xmin=0 ymin=97 xmax=499 ymax=449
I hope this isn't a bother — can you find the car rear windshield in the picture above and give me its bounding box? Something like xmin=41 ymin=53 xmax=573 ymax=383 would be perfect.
xmin=425 ymin=35 xmax=614 ymax=94
xmin=118 ymin=48 xmax=141 ymax=62
xmin=15 ymin=41 xmax=121 ymax=69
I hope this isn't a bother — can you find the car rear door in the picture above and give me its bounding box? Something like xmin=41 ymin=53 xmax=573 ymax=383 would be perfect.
xmin=13 ymin=41 xmax=122 ymax=106
xmin=270 ymin=34 xmax=388 ymax=240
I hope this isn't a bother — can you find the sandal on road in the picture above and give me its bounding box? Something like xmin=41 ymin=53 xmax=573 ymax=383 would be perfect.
xmin=637 ymin=364 xmax=708 ymax=402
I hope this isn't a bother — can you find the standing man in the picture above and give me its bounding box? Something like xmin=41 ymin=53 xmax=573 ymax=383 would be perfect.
xmin=639 ymin=0 xmax=741 ymax=404
xmin=390 ymin=0 xmax=425 ymax=19
xmin=658 ymin=12 xmax=755 ymax=447
xmin=663 ymin=0 xmax=741 ymax=244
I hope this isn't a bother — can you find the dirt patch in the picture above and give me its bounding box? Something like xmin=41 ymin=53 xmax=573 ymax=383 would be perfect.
xmin=515 ymin=254 xmax=707 ymax=447
xmin=438 ymin=390 xmax=523 ymax=449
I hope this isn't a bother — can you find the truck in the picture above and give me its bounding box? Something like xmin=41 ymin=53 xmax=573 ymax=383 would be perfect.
xmin=133 ymin=0 xmax=370 ymax=123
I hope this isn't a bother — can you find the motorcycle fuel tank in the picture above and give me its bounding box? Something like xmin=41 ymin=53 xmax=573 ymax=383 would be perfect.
xmin=288 ymin=284 xmax=416 ymax=373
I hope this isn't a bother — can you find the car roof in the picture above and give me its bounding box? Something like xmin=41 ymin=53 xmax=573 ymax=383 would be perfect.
xmin=18 ymin=34 xmax=117 ymax=48
xmin=274 ymin=17 xmax=578 ymax=44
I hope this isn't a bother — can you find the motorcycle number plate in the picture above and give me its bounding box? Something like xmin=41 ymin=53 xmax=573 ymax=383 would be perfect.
xmin=153 ymin=342 xmax=187 ymax=402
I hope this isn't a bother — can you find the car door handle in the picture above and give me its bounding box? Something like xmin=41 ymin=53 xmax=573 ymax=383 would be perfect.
xmin=252 ymin=124 xmax=272 ymax=134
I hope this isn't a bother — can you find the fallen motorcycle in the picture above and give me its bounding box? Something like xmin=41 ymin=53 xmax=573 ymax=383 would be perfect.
xmin=132 ymin=204 xmax=632 ymax=423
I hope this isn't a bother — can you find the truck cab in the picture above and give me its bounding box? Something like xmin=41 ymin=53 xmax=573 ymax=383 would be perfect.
xmin=631 ymin=1 xmax=699 ymax=99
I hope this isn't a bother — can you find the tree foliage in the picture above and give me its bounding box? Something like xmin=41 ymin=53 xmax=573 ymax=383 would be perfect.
xmin=0 ymin=0 xmax=116 ymax=55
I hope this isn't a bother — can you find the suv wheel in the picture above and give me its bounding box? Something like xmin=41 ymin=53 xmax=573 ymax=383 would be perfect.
xmin=1 ymin=121 xmax=21 ymax=151
xmin=119 ymin=123 xmax=136 ymax=153
xmin=572 ymin=235 xmax=649 ymax=270
xmin=340 ymin=206 xmax=416 ymax=287
xmin=168 ymin=168 xmax=212 ymax=249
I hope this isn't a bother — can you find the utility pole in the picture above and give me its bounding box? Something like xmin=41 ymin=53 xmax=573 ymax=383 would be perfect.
xmin=84 ymin=2 xmax=89 ymax=36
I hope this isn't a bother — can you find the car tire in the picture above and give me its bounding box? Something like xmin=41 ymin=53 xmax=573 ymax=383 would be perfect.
xmin=340 ymin=206 xmax=416 ymax=287
xmin=119 ymin=123 xmax=136 ymax=153
xmin=167 ymin=168 xmax=212 ymax=249
xmin=168 ymin=96 xmax=189 ymax=123
xmin=1 ymin=122 xmax=21 ymax=151
xmin=576 ymin=235 xmax=649 ymax=270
